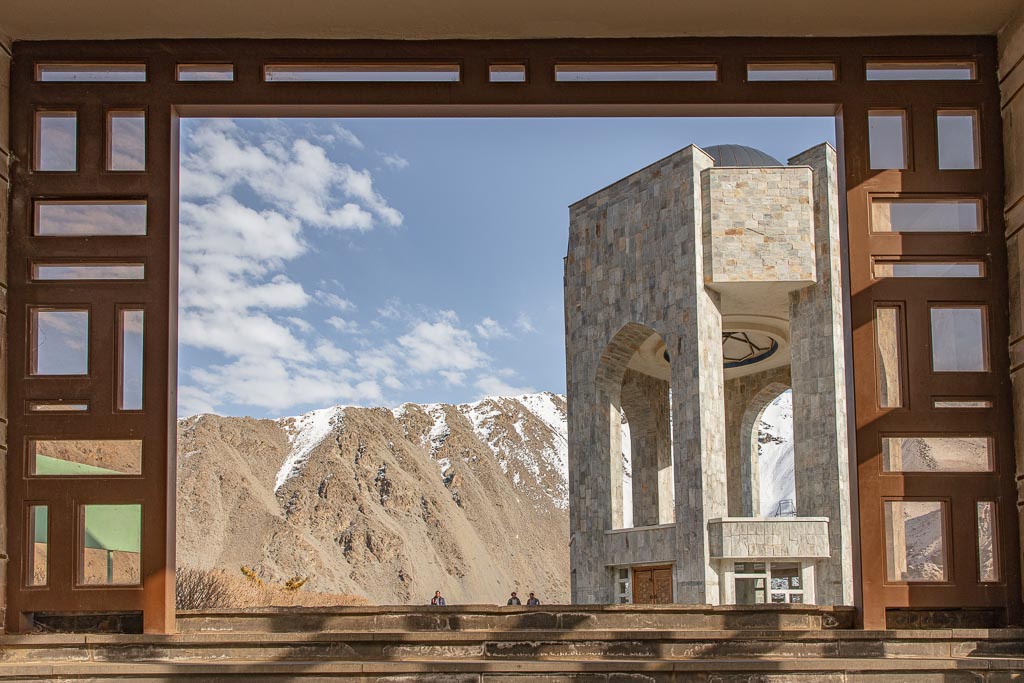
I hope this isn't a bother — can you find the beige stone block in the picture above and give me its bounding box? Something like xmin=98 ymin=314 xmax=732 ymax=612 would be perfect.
xmin=1005 ymin=91 xmax=1024 ymax=210
xmin=1000 ymin=4 xmax=1024 ymax=83
xmin=0 ymin=47 xmax=8 ymax=154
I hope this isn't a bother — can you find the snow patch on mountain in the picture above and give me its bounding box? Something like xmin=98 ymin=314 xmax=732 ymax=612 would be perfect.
xmin=758 ymin=390 xmax=795 ymax=517
xmin=274 ymin=405 xmax=343 ymax=492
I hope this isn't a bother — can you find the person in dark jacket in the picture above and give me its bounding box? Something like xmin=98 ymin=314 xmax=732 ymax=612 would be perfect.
xmin=431 ymin=590 xmax=446 ymax=606
xmin=527 ymin=592 xmax=541 ymax=606
xmin=506 ymin=591 xmax=521 ymax=605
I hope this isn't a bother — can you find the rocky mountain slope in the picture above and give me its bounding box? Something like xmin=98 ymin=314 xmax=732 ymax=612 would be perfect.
xmin=176 ymin=392 xmax=571 ymax=605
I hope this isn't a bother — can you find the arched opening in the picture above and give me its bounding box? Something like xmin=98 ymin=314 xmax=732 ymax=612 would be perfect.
xmin=597 ymin=323 xmax=676 ymax=530
xmin=743 ymin=386 xmax=795 ymax=518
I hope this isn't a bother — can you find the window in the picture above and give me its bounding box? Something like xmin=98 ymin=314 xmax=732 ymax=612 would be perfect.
xmin=870 ymin=197 xmax=982 ymax=233
xmin=866 ymin=61 xmax=975 ymax=81
xmin=35 ymin=112 xmax=77 ymax=171
xmin=119 ymin=309 xmax=145 ymax=411
xmin=30 ymin=309 xmax=89 ymax=376
xmin=734 ymin=562 xmax=805 ymax=604
xmin=872 ymin=260 xmax=984 ymax=278
xmin=36 ymin=63 xmax=146 ymax=82
xmin=30 ymin=439 xmax=143 ymax=476
xmin=615 ymin=568 xmax=631 ymax=604
xmin=107 ymin=110 xmax=146 ymax=171
xmin=28 ymin=505 xmax=48 ymax=587
xmin=35 ymin=201 xmax=148 ymax=237
xmin=746 ymin=62 xmax=835 ymax=81
xmin=28 ymin=401 xmax=89 ymax=412
xmin=868 ymin=111 xmax=908 ymax=170
xmin=874 ymin=305 xmax=903 ymax=408
xmin=884 ymin=500 xmax=948 ymax=582
xmin=932 ymin=398 xmax=992 ymax=409
xmin=977 ymin=501 xmax=998 ymax=583
xmin=265 ymin=63 xmax=461 ymax=82
xmin=881 ymin=436 xmax=992 ymax=472
xmin=769 ymin=562 xmax=804 ymax=604
xmin=490 ymin=64 xmax=526 ymax=82
xmin=930 ymin=306 xmax=988 ymax=372
xmin=937 ymin=109 xmax=980 ymax=170
xmin=555 ymin=63 xmax=717 ymax=82
xmin=79 ymin=504 xmax=142 ymax=586
xmin=177 ymin=64 xmax=235 ymax=81
xmin=32 ymin=263 xmax=145 ymax=281
xmin=734 ymin=562 xmax=768 ymax=604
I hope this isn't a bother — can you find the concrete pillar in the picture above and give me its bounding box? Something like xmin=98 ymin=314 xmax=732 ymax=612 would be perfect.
xmin=999 ymin=2 xmax=1024 ymax=613
xmin=671 ymin=147 xmax=728 ymax=605
xmin=723 ymin=366 xmax=791 ymax=517
xmin=0 ymin=34 xmax=11 ymax=631
xmin=620 ymin=369 xmax=672 ymax=527
xmin=787 ymin=143 xmax=855 ymax=606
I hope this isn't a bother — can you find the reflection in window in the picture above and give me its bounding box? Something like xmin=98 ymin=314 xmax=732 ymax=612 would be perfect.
xmin=937 ymin=110 xmax=980 ymax=170
xmin=874 ymin=306 xmax=903 ymax=408
xmin=882 ymin=436 xmax=992 ymax=472
xmin=35 ymin=112 xmax=77 ymax=171
xmin=977 ymin=501 xmax=998 ymax=583
xmin=79 ymin=504 xmax=142 ymax=586
xmin=120 ymin=310 xmax=145 ymax=410
xmin=108 ymin=111 xmax=146 ymax=171
xmin=266 ymin=63 xmax=461 ymax=82
xmin=31 ymin=309 xmax=88 ymax=375
xmin=871 ymin=198 xmax=981 ymax=233
xmin=868 ymin=111 xmax=907 ymax=170
xmin=932 ymin=398 xmax=992 ymax=409
xmin=747 ymin=62 xmax=835 ymax=81
xmin=31 ymin=439 xmax=142 ymax=476
xmin=32 ymin=263 xmax=145 ymax=280
xmin=930 ymin=306 xmax=988 ymax=372
xmin=490 ymin=64 xmax=526 ymax=82
xmin=555 ymin=63 xmax=717 ymax=81
xmin=35 ymin=201 xmax=148 ymax=236
xmin=866 ymin=61 xmax=975 ymax=81
xmin=36 ymin=63 xmax=146 ymax=82
xmin=28 ymin=401 xmax=89 ymax=412
xmin=885 ymin=500 xmax=947 ymax=582
xmin=177 ymin=64 xmax=235 ymax=81
xmin=28 ymin=505 xmax=47 ymax=587
xmin=872 ymin=261 xmax=984 ymax=278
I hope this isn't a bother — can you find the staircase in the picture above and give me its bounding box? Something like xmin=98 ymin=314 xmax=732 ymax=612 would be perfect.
xmin=1 ymin=605 xmax=1022 ymax=681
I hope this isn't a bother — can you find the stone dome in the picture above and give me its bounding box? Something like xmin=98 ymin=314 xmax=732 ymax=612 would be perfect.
xmin=703 ymin=144 xmax=783 ymax=167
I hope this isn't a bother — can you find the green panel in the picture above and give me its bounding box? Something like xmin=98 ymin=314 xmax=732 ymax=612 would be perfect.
xmin=83 ymin=504 xmax=141 ymax=553
xmin=32 ymin=506 xmax=48 ymax=545
xmin=35 ymin=453 xmax=122 ymax=476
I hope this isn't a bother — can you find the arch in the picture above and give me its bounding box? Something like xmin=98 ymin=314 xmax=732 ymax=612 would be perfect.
xmin=739 ymin=381 xmax=793 ymax=517
xmin=596 ymin=323 xmax=674 ymax=529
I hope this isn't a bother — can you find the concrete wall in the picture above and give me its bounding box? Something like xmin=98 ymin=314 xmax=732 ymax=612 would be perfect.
xmin=0 ymin=33 xmax=10 ymax=630
xmin=1000 ymin=1 xmax=1024 ymax=610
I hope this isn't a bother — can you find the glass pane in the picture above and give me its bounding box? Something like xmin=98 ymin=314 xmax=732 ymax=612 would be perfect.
xmin=28 ymin=505 xmax=47 ymax=587
xmin=35 ymin=201 xmax=147 ymax=236
xmin=875 ymin=306 xmax=903 ymax=409
xmin=933 ymin=398 xmax=992 ymax=409
xmin=108 ymin=111 xmax=146 ymax=171
xmin=555 ymin=63 xmax=717 ymax=81
xmin=36 ymin=63 xmax=146 ymax=82
xmin=32 ymin=263 xmax=145 ymax=280
xmin=177 ymin=64 xmax=234 ymax=81
xmin=35 ymin=112 xmax=77 ymax=171
xmin=747 ymin=62 xmax=835 ymax=81
xmin=866 ymin=61 xmax=976 ymax=80
xmin=771 ymin=563 xmax=800 ymax=590
xmin=28 ymin=401 xmax=89 ymax=412
xmin=120 ymin=310 xmax=144 ymax=410
xmin=882 ymin=436 xmax=992 ymax=472
xmin=265 ymin=63 xmax=460 ymax=82
xmin=977 ymin=501 xmax=998 ymax=583
xmin=79 ymin=504 xmax=142 ymax=586
xmin=885 ymin=500 xmax=947 ymax=582
xmin=789 ymin=594 xmax=804 ymax=604
xmin=937 ymin=110 xmax=980 ymax=170
xmin=869 ymin=111 xmax=907 ymax=169
xmin=873 ymin=261 xmax=984 ymax=278
xmin=32 ymin=439 xmax=142 ymax=476
xmin=770 ymin=593 xmax=786 ymax=603
xmin=871 ymin=198 xmax=981 ymax=233
xmin=31 ymin=309 xmax=88 ymax=375
xmin=930 ymin=306 xmax=988 ymax=372
xmin=490 ymin=64 xmax=526 ymax=82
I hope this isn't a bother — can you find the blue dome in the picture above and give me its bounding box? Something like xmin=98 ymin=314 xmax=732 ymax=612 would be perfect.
xmin=703 ymin=144 xmax=783 ymax=167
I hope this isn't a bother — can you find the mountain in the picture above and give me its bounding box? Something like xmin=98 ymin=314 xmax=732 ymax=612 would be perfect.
xmin=176 ymin=392 xmax=571 ymax=605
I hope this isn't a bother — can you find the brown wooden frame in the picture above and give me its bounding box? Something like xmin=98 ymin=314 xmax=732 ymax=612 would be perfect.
xmin=6 ymin=36 xmax=1018 ymax=632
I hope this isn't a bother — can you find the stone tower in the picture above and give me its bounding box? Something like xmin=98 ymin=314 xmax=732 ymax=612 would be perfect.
xmin=564 ymin=143 xmax=854 ymax=606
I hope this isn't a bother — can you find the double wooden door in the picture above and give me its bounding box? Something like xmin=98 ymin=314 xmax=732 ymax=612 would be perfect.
xmin=632 ymin=566 xmax=673 ymax=604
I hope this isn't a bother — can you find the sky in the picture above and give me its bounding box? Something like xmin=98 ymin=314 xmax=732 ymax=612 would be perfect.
xmin=177 ymin=116 xmax=836 ymax=418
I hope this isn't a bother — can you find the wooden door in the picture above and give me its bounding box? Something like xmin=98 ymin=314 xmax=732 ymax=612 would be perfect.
xmin=632 ymin=566 xmax=673 ymax=604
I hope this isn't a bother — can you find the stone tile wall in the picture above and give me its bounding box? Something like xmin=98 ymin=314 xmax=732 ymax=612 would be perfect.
xmin=0 ymin=34 xmax=10 ymax=630
xmin=701 ymin=167 xmax=816 ymax=285
xmin=999 ymin=2 xmax=1024 ymax=607
xmin=603 ymin=524 xmax=677 ymax=567
xmin=708 ymin=517 xmax=830 ymax=560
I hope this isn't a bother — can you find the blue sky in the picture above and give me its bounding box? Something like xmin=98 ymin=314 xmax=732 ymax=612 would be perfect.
xmin=177 ymin=116 xmax=836 ymax=418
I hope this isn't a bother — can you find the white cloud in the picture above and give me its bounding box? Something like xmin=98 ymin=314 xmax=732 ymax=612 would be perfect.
xmin=317 ymin=291 xmax=356 ymax=312
xmin=475 ymin=374 xmax=535 ymax=398
xmin=287 ymin=317 xmax=314 ymax=333
xmin=398 ymin=314 xmax=489 ymax=374
xmin=475 ymin=317 xmax=510 ymax=340
xmin=380 ymin=152 xmax=410 ymax=170
xmin=515 ymin=312 xmax=537 ymax=333
xmin=328 ymin=124 xmax=365 ymax=149
xmin=326 ymin=316 xmax=361 ymax=335
xmin=440 ymin=370 xmax=466 ymax=385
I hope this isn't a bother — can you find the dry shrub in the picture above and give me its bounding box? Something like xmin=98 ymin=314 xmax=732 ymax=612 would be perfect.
xmin=176 ymin=566 xmax=370 ymax=610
